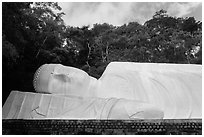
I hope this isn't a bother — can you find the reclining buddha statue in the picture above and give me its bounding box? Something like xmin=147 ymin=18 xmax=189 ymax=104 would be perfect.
xmin=3 ymin=62 xmax=202 ymax=119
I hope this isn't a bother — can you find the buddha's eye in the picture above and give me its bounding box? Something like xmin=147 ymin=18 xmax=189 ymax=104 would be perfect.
xmin=53 ymin=73 xmax=71 ymax=83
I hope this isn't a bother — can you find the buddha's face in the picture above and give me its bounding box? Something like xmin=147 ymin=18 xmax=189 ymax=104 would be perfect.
xmin=33 ymin=64 xmax=91 ymax=96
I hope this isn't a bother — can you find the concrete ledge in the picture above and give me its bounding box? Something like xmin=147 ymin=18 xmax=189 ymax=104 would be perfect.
xmin=2 ymin=119 xmax=202 ymax=135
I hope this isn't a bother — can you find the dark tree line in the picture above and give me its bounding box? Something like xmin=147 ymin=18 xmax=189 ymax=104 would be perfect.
xmin=2 ymin=2 xmax=202 ymax=104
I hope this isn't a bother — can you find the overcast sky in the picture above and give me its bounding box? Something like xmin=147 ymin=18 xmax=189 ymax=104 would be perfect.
xmin=58 ymin=2 xmax=202 ymax=27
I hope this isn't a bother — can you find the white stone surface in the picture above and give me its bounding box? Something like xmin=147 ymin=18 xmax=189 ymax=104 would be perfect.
xmin=2 ymin=62 xmax=202 ymax=119
xmin=33 ymin=64 xmax=94 ymax=96
xmin=97 ymin=62 xmax=202 ymax=119
xmin=2 ymin=91 xmax=163 ymax=119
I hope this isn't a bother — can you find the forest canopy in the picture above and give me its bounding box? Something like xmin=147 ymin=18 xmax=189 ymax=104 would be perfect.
xmin=2 ymin=2 xmax=202 ymax=104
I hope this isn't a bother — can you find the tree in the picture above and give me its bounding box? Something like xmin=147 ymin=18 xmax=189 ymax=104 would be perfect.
xmin=144 ymin=10 xmax=202 ymax=64
xmin=153 ymin=9 xmax=168 ymax=19
xmin=2 ymin=2 xmax=67 ymax=104
xmin=181 ymin=17 xmax=201 ymax=34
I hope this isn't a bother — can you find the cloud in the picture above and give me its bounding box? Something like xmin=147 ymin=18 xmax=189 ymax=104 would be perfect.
xmin=59 ymin=2 xmax=133 ymax=27
xmin=58 ymin=2 xmax=201 ymax=27
xmin=167 ymin=2 xmax=201 ymax=17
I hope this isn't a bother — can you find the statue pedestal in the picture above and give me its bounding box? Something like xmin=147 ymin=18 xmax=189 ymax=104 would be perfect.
xmin=2 ymin=91 xmax=202 ymax=135
xmin=3 ymin=90 xmax=69 ymax=119
xmin=2 ymin=119 xmax=202 ymax=135
xmin=3 ymin=90 xmax=117 ymax=119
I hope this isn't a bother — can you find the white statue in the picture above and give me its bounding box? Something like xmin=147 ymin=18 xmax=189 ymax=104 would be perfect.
xmin=3 ymin=62 xmax=202 ymax=119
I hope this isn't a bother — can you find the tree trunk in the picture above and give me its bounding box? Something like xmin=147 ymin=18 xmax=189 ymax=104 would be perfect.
xmin=36 ymin=36 xmax=48 ymax=58
xmin=105 ymin=45 xmax=109 ymax=62
xmin=86 ymin=42 xmax=91 ymax=72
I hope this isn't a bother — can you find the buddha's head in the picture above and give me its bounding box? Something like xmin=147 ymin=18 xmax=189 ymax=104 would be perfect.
xmin=33 ymin=64 xmax=97 ymax=96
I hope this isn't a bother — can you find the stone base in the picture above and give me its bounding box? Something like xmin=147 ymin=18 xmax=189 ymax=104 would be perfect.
xmin=2 ymin=119 xmax=202 ymax=135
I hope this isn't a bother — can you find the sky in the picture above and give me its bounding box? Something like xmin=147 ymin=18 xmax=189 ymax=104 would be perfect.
xmin=58 ymin=2 xmax=202 ymax=27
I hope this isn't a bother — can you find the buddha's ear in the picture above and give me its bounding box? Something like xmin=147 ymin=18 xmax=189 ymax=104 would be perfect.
xmin=52 ymin=73 xmax=71 ymax=83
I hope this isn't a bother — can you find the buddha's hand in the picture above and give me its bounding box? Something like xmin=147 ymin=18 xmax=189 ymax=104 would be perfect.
xmin=108 ymin=99 xmax=164 ymax=119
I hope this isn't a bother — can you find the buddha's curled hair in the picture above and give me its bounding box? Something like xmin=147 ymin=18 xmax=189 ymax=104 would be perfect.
xmin=33 ymin=64 xmax=45 ymax=92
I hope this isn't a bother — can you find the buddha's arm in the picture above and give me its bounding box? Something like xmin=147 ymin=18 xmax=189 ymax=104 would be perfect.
xmin=55 ymin=97 xmax=164 ymax=120
xmin=107 ymin=99 xmax=164 ymax=119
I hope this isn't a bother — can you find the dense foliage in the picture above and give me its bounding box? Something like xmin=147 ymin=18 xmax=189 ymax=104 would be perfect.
xmin=2 ymin=3 xmax=202 ymax=104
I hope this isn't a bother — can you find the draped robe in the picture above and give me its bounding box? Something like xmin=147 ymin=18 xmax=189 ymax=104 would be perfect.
xmin=3 ymin=62 xmax=202 ymax=119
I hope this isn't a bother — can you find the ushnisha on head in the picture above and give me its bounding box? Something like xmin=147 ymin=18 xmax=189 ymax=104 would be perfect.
xmin=33 ymin=64 xmax=96 ymax=97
